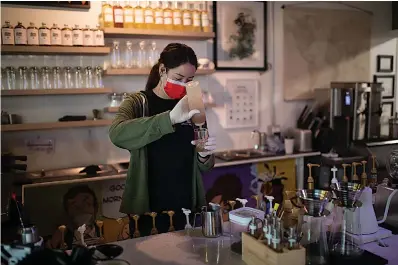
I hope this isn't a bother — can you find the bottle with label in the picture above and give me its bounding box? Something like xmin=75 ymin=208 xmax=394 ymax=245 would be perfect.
xmin=153 ymin=1 xmax=163 ymax=30
xmin=61 ymin=24 xmax=73 ymax=46
xmin=133 ymin=1 xmax=145 ymax=29
xmin=123 ymin=0 xmax=134 ymax=28
xmin=144 ymin=0 xmax=154 ymax=30
xmin=182 ymin=2 xmax=192 ymax=32
xmin=2 ymin=21 xmax=14 ymax=45
xmin=163 ymin=1 xmax=173 ymax=31
xmin=51 ymin=23 xmax=62 ymax=46
xmin=113 ymin=1 xmax=124 ymax=28
xmin=94 ymin=24 xmax=105 ymax=46
xmin=27 ymin=22 xmax=39 ymax=46
xmin=102 ymin=1 xmax=114 ymax=28
xmin=39 ymin=23 xmax=51 ymax=46
xmin=72 ymin=25 xmax=83 ymax=46
xmin=14 ymin=22 xmax=27 ymax=45
xmin=192 ymin=3 xmax=201 ymax=32
xmin=172 ymin=1 xmax=183 ymax=31
xmin=200 ymin=2 xmax=210 ymax=33
xmin=83 ymin=25 xmax=94 ymax=46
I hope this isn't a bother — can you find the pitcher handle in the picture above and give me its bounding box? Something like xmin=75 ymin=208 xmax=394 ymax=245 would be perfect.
xmin=192 ymin=212 xmax=201 ymax=230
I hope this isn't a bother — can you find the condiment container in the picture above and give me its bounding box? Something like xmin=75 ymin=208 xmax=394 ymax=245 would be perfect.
xmin=2 ymin=21 xmax=15 ymax=45
xmin=14 ymin=22 xmax=27 ymax=45
xmin=27 ymin=22 xmax=39 ymax=45
xmin=39 ymin=23 xmax=51 ymax=45
xmin=50 ymin=23 xmax=62 ymax=46
xmin=72 ymin=25 xmax=83 ymax=46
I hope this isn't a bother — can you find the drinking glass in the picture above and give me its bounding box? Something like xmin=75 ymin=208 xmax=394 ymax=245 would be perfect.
xmin=52 ymin=67 xmax=63 ymax=89
xmin=111 ymin=40 xmax=122 ymax=69
xmin=194 ymin=128 xmax=209 ymax=152
xmin=5 ymin=67 xmax=16 ymax=90
xmin=124 ymin=41 xmax=134 ymax=68
xmin=18 ymin=66 xmax=29 ymax=90
xmin=84 ymin=66 xmax=94 ymax=88
xmin=40 ymin=67 xmax=52 ymax=89
xmin=73 ymin=66 xmax=83 ymax=88
xmin=95 ymin=66 xmax=104 ymax=88
xmin=29 ymin=66 xmax=40 ymax=90
xmin=63 ymin=66 xmax=73 ymax=89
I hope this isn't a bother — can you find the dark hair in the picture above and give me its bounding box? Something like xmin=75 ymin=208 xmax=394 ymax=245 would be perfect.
xmin=63 ymin=185 xmax=98 ymax=213
xmin=145 ymin=43 xmax=198 ymax=91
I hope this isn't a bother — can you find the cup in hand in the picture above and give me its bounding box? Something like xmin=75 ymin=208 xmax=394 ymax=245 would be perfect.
xmin=194 ymin=128 xmax=209 ymax=152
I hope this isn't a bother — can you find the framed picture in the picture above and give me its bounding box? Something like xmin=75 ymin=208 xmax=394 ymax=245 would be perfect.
xmin=213 ymin=1 xmax=267 ymax=71
xmin=374 ymin=75 xmax=395 ymax=99
xmin=5 ymin=1 xmax=90 ymax=9
xmin=382 ymin=102 xmax=394 ymax=117
xmin=376 ymin=55 xmax=394 ymax=73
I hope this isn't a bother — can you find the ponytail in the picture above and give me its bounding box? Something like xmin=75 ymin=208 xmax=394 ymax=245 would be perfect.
xmin=145 ymin=63 xmax=160 ymax=91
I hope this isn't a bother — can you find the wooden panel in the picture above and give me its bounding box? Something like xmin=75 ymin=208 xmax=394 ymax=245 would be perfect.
xmin=1 ymin=45 xmax=110 ymax=55
xmin=2 ymin=120 xmax=112 ymax=132
xmin=103 ymin=28 xmax=215 ymax=40
xmin=105 ymin=68 xmax=215 ymax=76
xmin=1 ymin=88 xmax=112 ymax=96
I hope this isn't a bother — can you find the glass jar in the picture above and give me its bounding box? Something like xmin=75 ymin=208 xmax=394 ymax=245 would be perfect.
xmin=1 ymin=68 xmax=5 ymax=90
xmin=17 ymin=66 xmax=29 ymax=90
xmin=83 ymin=25 xmax=94 ymax=46
xmin=2 ymin=21 xmax=15 ymax=45
xmin=95 ymin=66 xmax=104 ymax=88
xmin=40 ymin=67 xmax=52 ymax=89
xmin=147 ymin=41 xmax=159 ymax=67
xmin=39 ymin=22 xmax=51 ymax=46
xmin=73 ymin=67 xmax=83 ymax=88
xmin=124 ymin=41 xmax=134 ymax=68
xmin=14 ymin=22 xmax=27 ymax=45
xmin=27 ymin=22 xmax=39 ymax=45
xmin=63 ymin=66 xmax=73 ymax=89
xmin=29 ymin=66 xmax=40 ymax=89
xmin=111 ymin=40 xmax=122 ymax=69
xmin=51 ymin=23 xmax=62 ymax=46
xmin=72 ymin=25 xmax=83 ymax=46
xmin=5 ymin=67 xmax=16 ymax=90
xmin=84 ymin=66 xmax=94 ymax=88
xmin=52 ymin=67 xmax=62 ymax=89
xmin=137 ymin=40 xmax=147 ymax=68
xmin=110 ymin=93 xmax=121 ymax=107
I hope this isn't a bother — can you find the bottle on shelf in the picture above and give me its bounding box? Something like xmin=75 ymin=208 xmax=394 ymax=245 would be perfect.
xmin=137 ymin=40 xmax=147 ymax=68
xmin=133 ymin=1 xmax=145 ymax=29
xmin=72 ymin=25 xmax=83 ymax=46
xmin=182 ymin=2 xmax=193 ymax=32
xmin=102 ymin=1 xmax=114 ymax=28
xmin=27 ymin=22 xmax=39 ymax=46
xmin=39 ymin=23 xmax=51 ymax=46
xmin=111 ymin=40 xmax=122 ymax=69
xmin=200 ymin=2 xmax=210 ymax=33
xmin=172 ymin=1 xmax=183 ymax=31
xmin=144 ymin=0 xmax=154 ymax=30
xmin=14 ymin=22 xmax=27 ymax=45
xmin=147 ymin=41 xmax=159 ymax=67
xmin=123 ymin=0 xmax=134 ymax=28
xmin=113 ymin=1 xmax=124 ymax=28
xmin=83 ymin=25 xmax=94 ymax=46
xmin=61 ymin=24 xmax=73 ymax=46
xmin=192 ymin=3 xmax=201 ymax=32
xmin=153 ymin=1 xmax=164 ymax=30
xmin=163 ymin=1 xmax=174 ymax=31
xmin=94 ymin=24 xmax=105 ymax=46
xmin=51 ymin=23 xmax=62 ymax=46
xmin=2 ymin=21 xmax=14 ymax=45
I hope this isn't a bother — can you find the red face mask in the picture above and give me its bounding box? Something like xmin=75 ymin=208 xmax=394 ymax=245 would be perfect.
xmin=164 ymin=78 xmax=186 ymax=99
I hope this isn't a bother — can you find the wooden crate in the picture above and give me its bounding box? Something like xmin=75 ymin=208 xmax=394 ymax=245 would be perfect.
xmin=242 ymin=232 xmax=306 ymax=265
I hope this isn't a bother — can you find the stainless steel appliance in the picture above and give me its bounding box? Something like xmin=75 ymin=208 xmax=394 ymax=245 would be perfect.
xmin=293 ymin=129 xmax=312 ymax=152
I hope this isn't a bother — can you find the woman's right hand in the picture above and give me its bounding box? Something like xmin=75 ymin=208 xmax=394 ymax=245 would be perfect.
xmin=169 ymin=95 xmax=200 ymax=124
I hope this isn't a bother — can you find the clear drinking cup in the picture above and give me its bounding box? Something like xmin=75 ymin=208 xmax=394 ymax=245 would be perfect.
xmin=194 ymin=128 xmax=209 ymax=152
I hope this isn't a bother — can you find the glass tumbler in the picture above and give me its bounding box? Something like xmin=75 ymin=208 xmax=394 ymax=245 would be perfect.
xmin=194 ymin=128 xmax=209 ymax=152
xmin=40 ymin=67 xmax=52 ymax=89
xmin=52 ymin=67 xmax=63 ymax=89
xmin=63 ymin=66 xmax=73 ymax=89
xmin=5 ymin=67 xmax=16 ymax=90
xmin=29 ymin=66 xmax=40 ymax=90
xmin=124 ymin=41 xmax=134 ymax=68
xmin=73 ymin=66 xmax=83 ymax=88
xmin=111 ymin=40 xmax=122 ymax=69
xmin=18 ymin=66 xmax=29 ymax=90
xmin=1 ymin=68 xmax=4 ymax=90
xmin=95 ymin=66 xmax=104 ymax=88
xmin=84 ymin=66 xmax=94 ymax=88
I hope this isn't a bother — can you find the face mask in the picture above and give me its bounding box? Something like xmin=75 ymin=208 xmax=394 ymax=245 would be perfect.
xmin=163 ymin=78 xmax=187 ymax=99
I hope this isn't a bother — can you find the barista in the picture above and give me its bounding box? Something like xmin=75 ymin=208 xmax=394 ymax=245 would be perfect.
xmin=109 ymin=43 xmax=216 ymax=236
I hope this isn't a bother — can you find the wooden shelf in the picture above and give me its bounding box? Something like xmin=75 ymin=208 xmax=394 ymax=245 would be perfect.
xmin=1 ymin=45 xmax=110 ymax=55
xmin=1 ymin=120 xmax=112 ymax=132
xmin=105 ymin=103 xmax=217 ymax=113
xmin=1 ymin=88 xmax=113 ymax=96
xmin=103 ymin=28 xmax=215 ymax=40
xmin=105 ymin=68 xmax=215 ymax=76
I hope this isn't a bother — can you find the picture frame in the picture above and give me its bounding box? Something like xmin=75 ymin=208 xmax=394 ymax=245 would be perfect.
xmin=382 ymin=102 xmax=394 ymax=117
xmin=376 ymin=55 xmax=394 ymax=73
xmin=213 ymin=1 xmax=267 ymax=71
xmin=374 ymin=75 xmax=395 ymax=99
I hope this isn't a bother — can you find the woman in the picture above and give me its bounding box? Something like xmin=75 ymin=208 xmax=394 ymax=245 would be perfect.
xmin=109 ymin=43 xmax=216 ymax=237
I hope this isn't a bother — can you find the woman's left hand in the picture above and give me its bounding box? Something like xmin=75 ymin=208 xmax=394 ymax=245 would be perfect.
xmin=191 ymin=137 xmax=216 ymax=157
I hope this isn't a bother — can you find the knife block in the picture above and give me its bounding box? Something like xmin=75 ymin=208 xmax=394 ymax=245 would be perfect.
xmin=186 ymin=81 xmax=206 ymax=125
xmin=242 ymin=232 xmax=305 ymax=265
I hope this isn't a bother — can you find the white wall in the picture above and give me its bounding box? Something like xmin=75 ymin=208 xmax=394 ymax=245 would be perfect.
xmin=1 ymin=1 xmax=395 ymax=171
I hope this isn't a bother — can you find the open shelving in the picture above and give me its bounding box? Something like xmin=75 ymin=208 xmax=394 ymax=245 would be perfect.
xmin=1 ymin=88 xmax=112 ymax=97
xmin=103 ymin=28 xmax=215 ymax=40
xmin=1 ymin=45 xmax=111 ymax=55
xmin=105 ymin=68 xmax=215 ymax=76
xmin=1 ymin=120 xmax=113 ymax=132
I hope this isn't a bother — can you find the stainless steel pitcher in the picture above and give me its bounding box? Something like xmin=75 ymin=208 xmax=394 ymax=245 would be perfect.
xmin=193 ymin=203 xmax=223 ymax=238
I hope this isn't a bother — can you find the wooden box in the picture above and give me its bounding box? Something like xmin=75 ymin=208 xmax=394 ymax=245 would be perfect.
xmin=242 ymin=232 xmax=306 ymax=265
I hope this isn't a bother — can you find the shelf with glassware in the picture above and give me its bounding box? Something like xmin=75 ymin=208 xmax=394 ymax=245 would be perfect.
xmin=1 ymin=45 xmax=111 ymax=55
xmin=1 ymin=119 xmax=113 ymax=132
xmin=1 ymin=88 xmax=113 ymax=97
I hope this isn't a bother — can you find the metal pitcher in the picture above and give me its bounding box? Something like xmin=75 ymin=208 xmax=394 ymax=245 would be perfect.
xmin=19 ymin=225 xmax=39 ymax=244
xmin=193 ymin=203 xmax=223 ymax=238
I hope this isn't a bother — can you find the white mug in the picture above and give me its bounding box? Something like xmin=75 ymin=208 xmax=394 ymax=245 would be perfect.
xmin=284 ymin=138 xmax=295 ymax=154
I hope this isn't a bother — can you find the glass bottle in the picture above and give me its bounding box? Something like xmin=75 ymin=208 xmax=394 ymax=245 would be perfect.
xmin=200 ymin=2 xmax=210 ymax=33
xmin=137 ymin=40 xmax=147 ymax=68
xmin=84 ymin=66 xmax=94 ymax=88
xmin=94 ymin=24 xmax=105 ymax=46
xmin=192 ymin=3 xmax=201 ymax=32
xmin=144 ymin=0 xmax=154 ymax=30
xmin=182 ymin=2 xmax=192 ymax=32
xmin=102 ymin=1 xmax=114 ymax=28
xmin=113 ymin=1 xmax=124 ymax=28
xmin=1 ymin=68 xmax=5 ymax=90
xmin=72 ymin=25 xmax=83 ymax=46
xmin=124 ymin=40 xmax=134 ymax=68
xmin=40 ymin=67 xmax=52 ymax=89
xmin=29 ymin=66 xmax=40 ymax=90
xmin=63 ymin=66 xmax=73 ymax=89
xmin=73 ymin=66 xmax=83 ymax=88
xmin=83 ymin=25 xmax=94 ymax=46
xmin=153 ymin=1 xmax=163 ymax=30
xmin=163 ymin=1 xmax=174 ymax=30
xmin=172 ymin=1 xmax=183 ymax=31
xmin=14 ymin=22 xmax=27 ymax=45
xmin=52 ymin=67 xmax=62 ymax=89
xmin=61 ymin=24 xmax=73 ymax=46
xmin=123 ymin=0 xmax=134 ymax=28
xmin=147 ymin=41 xmax=159 ymax=67
xmin=27 ymin=22 xmax=39 ymax=46
xmin=111 ymin=40 xmax=122 ymax=69
xmin=51 ymin=23 xmax=62 ymax=46
xmin=17 ymin=66 xmax=29 ymax=90
xmin=95 ymin=66 xmax=104 ymax=88
xmin=5 ymin=67 xmax=16 ymax=90
xmin=39 ymin=23 xmax=51 ymax=46
xmin=2 ymin=21 xmax=14 ymax=45
xmin=134 ymin=1 xmax=145 ymax=29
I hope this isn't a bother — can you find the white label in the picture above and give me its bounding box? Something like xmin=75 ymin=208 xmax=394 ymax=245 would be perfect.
xmin=94 ymin=30 xmax=104 ymax=46
xmin=61 ymin=29 xmax=73 ymax=46
xmin=104 ymin=7 xmax=113 ymax=22
xmin=27 ymin=29 xmax=39 ymax=45
xmin=2 ymin=28 xmax=14 ymax=45
xmin=164 ymin=11 xmax=172 ymax=25
xmin=183 ymin=13 xmax=192 ymax=26
xmin=39 ymin=28 xmax=51 ymax=45
xmin=193 ymin=13 xmax=201 ymax=27
xmin=72 ymin=29 xmax=83 ymax=46
xmin=101 ymin=180 xmax=127 ymax=219
xmin=155 ymin=17 xmax=163 ymax=25
xmin=134 ymin=9 xmax=144 ymax=24
xmin=124 ymin=9 xmax=133 ymax=23
xmin=114 ymin=9 xmax=124 ymax=23
xmin=83 ymin=30 xmax=94 ymax=46
xmin=145 ymin=16 xmax=154 ymax=24
xmin=51 ymin=29 xmax=62 ymax=45
xmin=155 ymin=10 xmax=163 ymax=17
xmin=14 ymin=28 xmax=27 ymax=45
xmin=202 ymin=13 xmax=209 ymax=27
xmin=173 ymin=11 xmax=182 ymax=25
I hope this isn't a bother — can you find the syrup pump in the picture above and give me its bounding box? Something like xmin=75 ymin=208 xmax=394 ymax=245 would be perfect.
xmin=361 ymin=160 xmax=368 ymax=187
xmin=251 ymin=195 xmax=260 ymax=209
xmin=162 ymin=210 xmax=175 ymax=232
xmin=95 ymin=220 xmax=104 ymax=241
xmin=131 ymin=215 xmax=140 ymax=238
xmin=144 ymin=212 xmax=158 ymax=235
xmin=236 ymin=198 xmax=248 ymax=207
xmin=342 ymin=163 xmax=351 ymax=182
xmin=370 ymin=155 xmax=378 ymax=189
xmin=182 ymin=208 xmax=192 ymax=229
xmin=58 ymin=225 xmax=68 ymax=250
xmin=351 ymin=162 xmax=362 ymax=183
xmin=228 ymin=200 xmax=236 ymax=210
xmin=307 ymin=163 xmax=320 ymax=190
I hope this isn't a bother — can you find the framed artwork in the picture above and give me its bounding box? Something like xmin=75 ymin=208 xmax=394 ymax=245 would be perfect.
xmin=224 ymin=79 xmax=259 ymax=128
xmin=382 ymin=102 xmax=394 ymax=117
xmin=5 ymin=1 xmax=90 ymax=9
xmin=374 ymin=75 xmax=395 ymax=99
xmin=213 ymin=1 xmax=267 ymax=71
xmin=376 ymin=55 xmax=394 ymax=73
